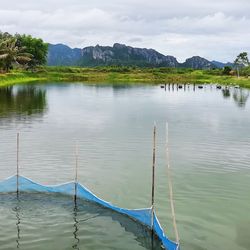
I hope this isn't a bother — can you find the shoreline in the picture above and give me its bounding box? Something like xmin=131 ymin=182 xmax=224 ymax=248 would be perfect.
xmin=1 ymin=66 xmax=250 ymax=88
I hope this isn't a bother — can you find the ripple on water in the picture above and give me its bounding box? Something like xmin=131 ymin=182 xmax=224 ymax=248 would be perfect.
xmin=0 ymin=193 xmax=163 ymax=250
xmin=0 ymin=84 xmax=250 ymax=250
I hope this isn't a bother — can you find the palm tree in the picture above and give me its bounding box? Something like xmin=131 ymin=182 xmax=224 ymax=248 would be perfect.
xmin=0 ymin=37 xmax=33 ymax=72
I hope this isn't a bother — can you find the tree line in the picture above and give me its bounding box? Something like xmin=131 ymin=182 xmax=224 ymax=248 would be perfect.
xmin=221 ymin=52 xmax=249 ymax=77
xmin=0 ymin=31 xmax=249 ymax=78
xmin=0 ymin=31 xmax=48 ymax=72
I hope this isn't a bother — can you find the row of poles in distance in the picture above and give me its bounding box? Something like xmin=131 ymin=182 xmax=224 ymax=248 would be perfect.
xmin=15 ymin=123 xmax=179 ymax=244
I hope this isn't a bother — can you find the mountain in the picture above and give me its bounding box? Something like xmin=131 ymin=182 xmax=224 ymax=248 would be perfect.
xmin=211 ymin=60 xmax=234 ymax=68
xmin=180 ymin=56 xmax=215 ymax=69
xmin=80 ymin=43 xmax=179 ymax=67
xmin=48 ymin=43 xmax=178 ymax=67
xmin=47 ymin=44 xmax=82 ymax=66
xmin=47 ymin=43 xmax=229 ymax=69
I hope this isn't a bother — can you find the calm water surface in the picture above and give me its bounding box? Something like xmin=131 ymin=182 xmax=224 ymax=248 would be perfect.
xmin=0 ymin=83 xmax=250 ymax=250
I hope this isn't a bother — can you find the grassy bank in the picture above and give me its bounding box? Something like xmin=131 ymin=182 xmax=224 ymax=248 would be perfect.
xmin=1 ymin=66 xmax=250 ymax=88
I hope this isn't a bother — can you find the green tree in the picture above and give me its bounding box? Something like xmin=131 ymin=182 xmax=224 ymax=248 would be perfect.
xmin=16 ymin=34 xmax=48 ymax=69
xmin=0 ymin=32 xmax=12 ymax=70
xmin=222 ymin=66 xmax=232 ymax=75
xmin=234 ymin=52 xmax=249 ymax=78
xmin=0 ymin=37 xmax=32 ymax=72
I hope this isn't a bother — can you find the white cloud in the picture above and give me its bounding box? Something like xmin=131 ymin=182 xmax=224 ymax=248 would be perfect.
xmin=0 ymin=0 xmax=249 ymax=62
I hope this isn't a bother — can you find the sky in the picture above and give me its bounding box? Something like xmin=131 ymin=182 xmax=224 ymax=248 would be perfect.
xmin=0 ymin=0 xmax=249 ymax=62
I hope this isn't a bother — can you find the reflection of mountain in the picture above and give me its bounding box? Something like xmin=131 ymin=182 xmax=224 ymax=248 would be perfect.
xmin=0 ymin=86 xmax=47 ymax=118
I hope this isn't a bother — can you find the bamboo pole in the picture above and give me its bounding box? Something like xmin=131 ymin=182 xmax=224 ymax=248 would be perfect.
xmin=166 ymin=123 xmax=180 ymax=243
xmin=151 ymin=124 xmax=156 ymax=229
xmin=16 ymin=132 xmax=19 ymax=195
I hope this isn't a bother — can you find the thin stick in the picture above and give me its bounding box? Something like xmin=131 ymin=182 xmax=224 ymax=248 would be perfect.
xmin=16 ymin=132 xmax=19 ymax=195
xmin=151 ymin=124 xmax=156 ymax=229
xmin=166 ymin=123 xmax=180 ymax=243
xmin=74 ymin=142 xmax=78 ymax=202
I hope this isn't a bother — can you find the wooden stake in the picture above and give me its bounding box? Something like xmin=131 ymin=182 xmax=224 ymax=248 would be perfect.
xmin=151 ymin=124 xmax=156 ymax=229
xmin=166 ymin=123 xmax=180 ymax=243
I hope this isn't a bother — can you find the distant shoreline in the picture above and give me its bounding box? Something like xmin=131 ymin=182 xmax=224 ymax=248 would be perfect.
xmin=1 ymin=66 xmax=250 ymax=88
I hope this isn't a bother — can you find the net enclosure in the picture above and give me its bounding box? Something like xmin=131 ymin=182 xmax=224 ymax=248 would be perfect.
xmin=0 ymin=175 xmax=179 ymax=250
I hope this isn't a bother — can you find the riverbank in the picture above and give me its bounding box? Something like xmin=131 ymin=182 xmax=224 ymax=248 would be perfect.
xmin=1 ymin=66 xmax=250 ymax=88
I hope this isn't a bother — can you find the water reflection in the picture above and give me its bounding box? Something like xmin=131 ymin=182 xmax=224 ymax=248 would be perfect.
xmin=0 ymin=86 xmax=47 ymax=118
xmin=233 ymin=89 xmax=249 ymax=107
xmin=14 ymin=197 xmax=21 ymax=249
xmin=222 ymin=88 xmax=231 ymax=98
xmin=159 ymin=83 xmax=249 ymax=108
xmin=75 ymin=199 xmax=163 ymax=250
xmin=0 ymin=193 xmax=163 ymax=250
xmin=72 ymin=200 xmax=80 ymax=250
xmin=221 ymin=87 xmax=249 ymax=107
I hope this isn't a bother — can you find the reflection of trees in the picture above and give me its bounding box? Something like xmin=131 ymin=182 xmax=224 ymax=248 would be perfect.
xmin=233 ymin=89 xmax=249 ymax=108
xmin=0 ymin=86 xmax=47 ymax=117
xmin=222 ymin=88 xmax=231 ymax=98
xmin=221 ymin=87 xmax=249 ymax=107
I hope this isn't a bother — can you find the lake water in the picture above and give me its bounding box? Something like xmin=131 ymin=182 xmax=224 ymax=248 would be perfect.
xmin=0 ymin=83 xmax=250 ymax=250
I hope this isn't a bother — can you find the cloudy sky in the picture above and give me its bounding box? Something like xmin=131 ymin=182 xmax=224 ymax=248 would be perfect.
xmin=0 ymin=0 xmax=249 ymax=62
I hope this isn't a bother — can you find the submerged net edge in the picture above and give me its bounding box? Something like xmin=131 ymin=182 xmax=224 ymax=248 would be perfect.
xmin=0 ymin=175 xmax=179 ymax=250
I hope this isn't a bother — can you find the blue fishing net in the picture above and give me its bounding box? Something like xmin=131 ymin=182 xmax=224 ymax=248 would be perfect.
xmin=0 ymin=175 xmax=179 ymax=250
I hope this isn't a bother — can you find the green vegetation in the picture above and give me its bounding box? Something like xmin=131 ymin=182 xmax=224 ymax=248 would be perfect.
xmin=0 ymin=32 xmax=250 ymax=88
xmin=15 ymin=34 xmax=48 ymax=70
xmin=0 ymin=32 xmax=48 ymax=72
xmin=234 ymin=52 xmax=250 ymax=78
xmin=1 ymin=66 xmax=250 ymax=88
xmin=0 ymin=34 xmax=32 ymax=72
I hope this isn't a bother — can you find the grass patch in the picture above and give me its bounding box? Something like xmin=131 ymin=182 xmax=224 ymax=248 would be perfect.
xmin=0 ymin=66 xmax=250 ymax=88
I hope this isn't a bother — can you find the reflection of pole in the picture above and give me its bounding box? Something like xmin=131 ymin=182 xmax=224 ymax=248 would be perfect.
xmin=15 ymin=198 xmax=21 ymax=248
xmin=74 ymin=142 xmax=78 ymax=203
xmin=151 ymin=124 xmax=156 ymax=230
xmin=166 ymin=123 xmax=180 ymax=243
xmin=73 ymin=142 xmax=80 ymax=249
xmin=72 ymin=201 xmax=80 ymax=250
xmin=17 ymin=133 xmax=19 ymax=196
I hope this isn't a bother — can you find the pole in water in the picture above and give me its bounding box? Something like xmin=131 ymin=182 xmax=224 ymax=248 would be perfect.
xmin=16 ymin=132 xmax=19 ymax=195
xmin=151 ymin=123 xmax=156 ymax=230
xmin=74 ymin=142 xmax=79 ymax=202
xmin=166 ymin=122 xmax=180 ymax=243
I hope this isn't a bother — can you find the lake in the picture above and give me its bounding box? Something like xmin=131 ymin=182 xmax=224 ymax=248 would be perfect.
xmin=0 ymin=83 xmax=250 ymax=250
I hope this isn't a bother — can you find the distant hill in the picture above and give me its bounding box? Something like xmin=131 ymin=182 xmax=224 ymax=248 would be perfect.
xmin=180 ymin=56 xmax=215 ymax=69
xmin=47 ymin=44 xmax=82 ymax=66
xmin=211 ymin=60 xmax=234 ymax=68
xmin=47 ymin=43 xmax=230 ymax=69
xmin=48 ymin=43 xmax=178 ymax=67
xmin=79 ymin=43 xmax=179 ymax=67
